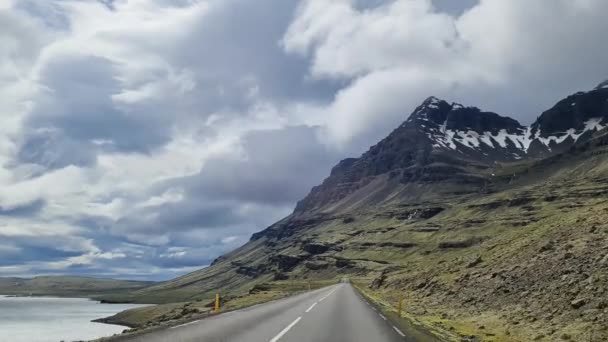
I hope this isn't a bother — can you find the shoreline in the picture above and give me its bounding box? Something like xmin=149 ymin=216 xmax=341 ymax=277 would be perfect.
xmin=0 ymin=294 xmax=150 ymax=326
xmin=0 ymin=295 xmax=149 ymax=341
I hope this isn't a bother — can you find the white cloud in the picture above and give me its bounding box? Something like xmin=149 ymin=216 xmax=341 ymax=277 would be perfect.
xmin=284 ymin=0 xmax=469 ymax=80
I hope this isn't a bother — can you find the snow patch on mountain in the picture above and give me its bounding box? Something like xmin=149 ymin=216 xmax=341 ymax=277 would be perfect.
xmin=535 ymin=118 xmax=605 ymax=150
xmin=428 ymin=118 xmax=605 ymax=155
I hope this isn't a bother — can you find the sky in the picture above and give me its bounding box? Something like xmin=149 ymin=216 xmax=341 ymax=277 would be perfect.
xmin=1 ymin=0 xmax=607 ymax=281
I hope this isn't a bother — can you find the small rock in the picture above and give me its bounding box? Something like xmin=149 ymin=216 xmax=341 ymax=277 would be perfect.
xmin=467 ymin=255 xmax=483 ymax=268
xmin=539 ymin=241 xmax=555 ymax=252
xmin=571 ymin=298 xmax=586 ymax=309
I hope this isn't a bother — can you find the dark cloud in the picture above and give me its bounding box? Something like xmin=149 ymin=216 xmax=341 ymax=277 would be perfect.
xmin=0 ymin=234 xmax=93 ymax=267
xmin=19 ymin=55 xmax=172 ymax=169
xmin=18 ymin=128 xmax=97 ymax=169
xmin=0 ymin=199 xmax=45 ymax=217
xmin=169 ymin=0 xmax=339 ymax=111
xmin=112 ymin=201 xmax=244 ymax=236
xmin=431 ymin=0 xmax=477 ymax=16
xmin=181 ymin=126 xmax=339 ymax=205
xmin=13 ymin=0 xmax=71 ymax=30
xmin=0 ymin=244 xmax=80 ymax=266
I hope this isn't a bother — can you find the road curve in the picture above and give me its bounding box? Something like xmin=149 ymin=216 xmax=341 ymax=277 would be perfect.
xmin=115 ymin=283 xmax=422 ymax=342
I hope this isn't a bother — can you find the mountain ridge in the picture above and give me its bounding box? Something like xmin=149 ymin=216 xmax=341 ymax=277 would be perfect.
xmin=293 ymin=86 xmax=608 ymax=215
xmin=112 ymin=84 xmax=608 ymax=341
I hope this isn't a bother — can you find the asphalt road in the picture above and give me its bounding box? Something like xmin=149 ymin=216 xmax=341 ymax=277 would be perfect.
xmin=117 ymin=283 xmax=422 ymax=342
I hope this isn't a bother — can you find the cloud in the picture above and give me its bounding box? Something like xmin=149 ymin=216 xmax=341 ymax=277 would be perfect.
xmin=0 ymin=0 xmax=606 ymax=280
xmin=283 ymin=0 xmax=467 ymax=80
xmin=283 ymin=0 xmax=608 ymax=148
xmin=0 ymin=199 xmax=45 ymax=217
xmin=181 ymin=126 xmax=339 ymax=205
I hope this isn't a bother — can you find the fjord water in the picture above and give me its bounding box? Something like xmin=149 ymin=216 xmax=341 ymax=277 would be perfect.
xmin=0 ymin=295 xmax=147 ymax=342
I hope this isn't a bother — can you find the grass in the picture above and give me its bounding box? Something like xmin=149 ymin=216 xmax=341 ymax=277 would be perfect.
xmin=0 ymin=276 xmax=153 ymax=298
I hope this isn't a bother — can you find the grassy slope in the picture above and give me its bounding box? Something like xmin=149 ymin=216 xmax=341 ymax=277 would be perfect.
xmin=0 ymin=276 xmax=154 ymax=298
xmin=339 ymin=135 xmax=608 ymax=341
xmin=105 ymin=132 xmax=608 ymax=340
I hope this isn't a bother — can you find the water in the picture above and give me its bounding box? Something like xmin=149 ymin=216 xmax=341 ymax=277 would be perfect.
xmin=0 ymin=295 xmax=148 ymax=342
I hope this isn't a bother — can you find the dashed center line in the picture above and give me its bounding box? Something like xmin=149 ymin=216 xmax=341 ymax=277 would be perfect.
xmin=318 ymin=288 xmax=337 ymax=302
xmin=305 ymin=302 xmax=317 ymax=313
xmin=269 ymin=316 xmax=301 ymax=342
xmin=379 ymin=313 xmax=387 ymax=321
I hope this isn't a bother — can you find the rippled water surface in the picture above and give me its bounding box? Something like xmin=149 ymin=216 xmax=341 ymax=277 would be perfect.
xmin=0 ymin=295 xmax=148 ymax=342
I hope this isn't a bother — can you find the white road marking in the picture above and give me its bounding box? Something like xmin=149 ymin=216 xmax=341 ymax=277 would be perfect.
xmin=269 ymin=316 xmax=302 ymax=342
xmin=319 ymin=288 xmax=337 ymax=302
xmin=305 ymin=302 xmax=317 ymax=313
xmin=371 ymin=307 xmax=377 ymax=311
xmin=379 ymin=314 xmax=387 ymax=320
xmin=393 ymin=326 xmax=406 ymax=337
xmin=170 ymin=320 xmax=201 ymax=329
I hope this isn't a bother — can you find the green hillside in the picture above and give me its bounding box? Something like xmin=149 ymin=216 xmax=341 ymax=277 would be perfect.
xmin=101 ymin=89 xmax=608 ymax=341
xmin=0 ymin=276 xmax=154 ymax=298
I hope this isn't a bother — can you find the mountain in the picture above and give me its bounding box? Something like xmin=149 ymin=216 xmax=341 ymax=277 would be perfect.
xmin=0 ymin=276 xmax=154 ymax=297
xmin=122 ymin=84 xmax=608 ymax=341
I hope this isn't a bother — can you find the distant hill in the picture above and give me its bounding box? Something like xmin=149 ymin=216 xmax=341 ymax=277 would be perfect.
xmin=0 ymin=276 xmax=154 ymax=298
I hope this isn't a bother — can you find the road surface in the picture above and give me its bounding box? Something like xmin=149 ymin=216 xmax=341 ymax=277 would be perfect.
xmin=116 ymin=283 xmax=429 ymax=342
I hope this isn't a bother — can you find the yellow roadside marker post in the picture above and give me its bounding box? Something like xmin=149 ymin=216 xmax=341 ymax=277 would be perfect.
xmin=215 ymin=293 xmax=220 ymax=313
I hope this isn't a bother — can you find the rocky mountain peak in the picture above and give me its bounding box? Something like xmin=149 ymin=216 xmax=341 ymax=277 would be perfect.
xmin=405 ymin=96 xmax=452 ymax=126
xmin=530 ymin=86 xmax=608 ymax=153
xmin=595 ymin=80 xmax=608 ymax=90
xmin=407 ymin=96 xmax=523 ymax=134
xmin=294 ymin=88 xmax=608 ymax=214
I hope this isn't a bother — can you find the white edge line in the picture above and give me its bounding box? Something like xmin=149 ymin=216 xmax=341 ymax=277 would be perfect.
xmin=305 ymin=302 xmax=317 ymax=313
xmin=393 ymin=326 xmax=406 ymax=337
xmin=269 ymin=316 xmax=302 ymax=342
xmin=170 ymin=319 xmax=201 ymax=329
xmin=379 ymin=313 xmax=387 ymax=320
xmin=371 ymin=307 xmax=377 ymax=311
